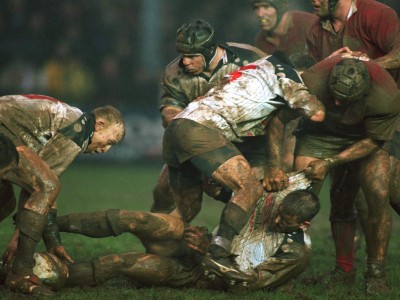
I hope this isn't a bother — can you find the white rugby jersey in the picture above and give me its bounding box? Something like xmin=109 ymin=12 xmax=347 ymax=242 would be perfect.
xmin=176 ymin=55 xmax=319 ymax=142
xmin=0 ymin=94 xmax=93 ymax=176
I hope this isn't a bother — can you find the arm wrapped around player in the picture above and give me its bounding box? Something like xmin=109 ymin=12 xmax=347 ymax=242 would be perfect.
xmin=42 ymin=208 xmax=62 ymax=250
xmin=42 ymin=208 xmax=74 ymax=263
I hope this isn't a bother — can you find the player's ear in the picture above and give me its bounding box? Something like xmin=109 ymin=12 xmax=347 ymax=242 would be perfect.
xmin=299 ymin=221 xmax=310 ymax=230
xmin=95 ymin=119 xmax=105 ymax=132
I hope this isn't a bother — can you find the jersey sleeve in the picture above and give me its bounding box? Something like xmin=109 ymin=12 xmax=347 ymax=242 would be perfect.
xmin=364 ymin=94 xmax=400 ymax=141
xmin=160 ymin=66 xmax=191 ymax=111
xmin=253 ymin=234 xmax=311 ymax=290
xmin=38 ymin=133 xmax=82 ymax=177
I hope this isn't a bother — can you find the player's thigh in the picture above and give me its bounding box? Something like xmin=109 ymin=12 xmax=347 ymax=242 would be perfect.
xmin=360 ymin=149 xmax=390 ymax=208
xmin=7 ymin=146 xmax=60 ymax=212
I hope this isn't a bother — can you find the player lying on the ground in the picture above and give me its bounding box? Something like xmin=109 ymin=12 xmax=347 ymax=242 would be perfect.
xmin=24 ymin=172 xmax=319 ymax=292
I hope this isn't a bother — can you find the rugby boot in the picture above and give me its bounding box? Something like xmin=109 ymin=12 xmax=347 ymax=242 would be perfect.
xmin=202 ymin=246 xmax=256 ymax=285
xmin=364 ymin=262 xmax=389 ymax=295
xmin=300 ymin=265 xmax=356 ymax=286
xmin=320 ymin=265 xmax=356 ymax=286
xmin=5 ymin=272 xmax=55 ymax=296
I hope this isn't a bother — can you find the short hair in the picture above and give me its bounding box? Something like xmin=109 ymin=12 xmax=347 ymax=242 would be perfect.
xmin=91 ymin=105 xmax=126 ymax=138
xmin=0 ymin=133 xmax=19 ymax=168
xmin=280 ymin=189 xmax=320 ymax=223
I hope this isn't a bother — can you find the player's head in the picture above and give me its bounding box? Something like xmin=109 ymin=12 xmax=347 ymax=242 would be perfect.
xmin=86 ymin=105 xmax=125 ymax=154
xmin=0 ymin=133 xmax=18 ymax=176
xmin=329 ymin=58 xmax=370 ymax=106
xmin=176 ymin=19 xmax=217 ymax=73
xmin=311 ymin=0 xmax=337 ymax=18
xmin=251 ymin=0 xmax=289 ymax=32
xmin=274 ymin=189 xmax=320 ymax=233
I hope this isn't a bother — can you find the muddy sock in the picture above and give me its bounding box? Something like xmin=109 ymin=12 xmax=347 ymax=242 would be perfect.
xmin=217 ymin=202 xmax=249 ymax=239
xmin=209 ymin=203 xmax=250 ymax=258
xmin=331 ymin=220 xmax=357 ymax=272
xmin=57 ymin=210 xmax=122 ymax=237
xmin=11 ymin=232 xmax=37 ymax=275
xmin=12 ymin=209 xmax=47 ymax=275
xmin=65 ymin=261 xmax=97 ymax=287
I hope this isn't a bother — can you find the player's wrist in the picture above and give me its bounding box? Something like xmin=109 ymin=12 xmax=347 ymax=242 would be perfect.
xmin=323 ymin=157 xmax=339 ymax=167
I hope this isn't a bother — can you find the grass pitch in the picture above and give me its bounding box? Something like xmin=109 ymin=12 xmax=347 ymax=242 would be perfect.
xmin=1 ymin=160 xmax=400 ymax=299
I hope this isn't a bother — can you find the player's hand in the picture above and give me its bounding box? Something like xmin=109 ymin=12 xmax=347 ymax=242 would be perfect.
xmin=2 ymin=229 xmax=19 ymax=269
xmin=262 ymin=167 xmax=289 ymax=191
xmin=328 ymin=47 xmax=352 ymax=58
xmin=184 ymin=225 xmax=210 ymax=255
xmin=341 ymin=51 xmax=370 ymax=61
xmin=304 ymin=159 xmax=330 ymax=181
xmin=48 ymin=245 xmax=74 ymax=263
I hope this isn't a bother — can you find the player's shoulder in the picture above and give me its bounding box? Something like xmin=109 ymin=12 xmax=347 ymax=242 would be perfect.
xmin=224 ymin=42 xmax=266 ymax=65
xmin=358 ymin=0 xmax=395 ymax=11
xmin=356 ymin=0 xmax=398 ymax=20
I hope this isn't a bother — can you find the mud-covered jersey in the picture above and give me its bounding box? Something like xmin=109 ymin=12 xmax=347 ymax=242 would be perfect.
xmin=160 ymin=43 xmax=264 ymax=111
xmin=176 ymin=55 xmax=322 ymax=142
xmin=300 ymin=56 xmax=400 ymax=141
xmin=0 ymin=94 xmax=95 ymax=176
xmin=307 ymin=0 xmax=400 ymax=87
xmin=231 ymin=172 xmax=312 ymax=290
xmin=255 ymin=11 xmax=318 ymax=57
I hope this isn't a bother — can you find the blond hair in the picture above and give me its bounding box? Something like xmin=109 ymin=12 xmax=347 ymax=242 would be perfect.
xmin=92 ymin=105 xmax=125 ymax=138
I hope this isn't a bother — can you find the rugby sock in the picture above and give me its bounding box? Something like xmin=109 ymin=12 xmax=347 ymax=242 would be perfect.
xmin=331 ymin=220 xmax=356 ymax=272
xmin=210 ymin=202 xmax=250 ymax=257
xmin=57 ymin=210 xmax=123 ymax=237
xmin=217 ymin=202 xmax=249 ymax=240
xmin=11 ymin=232 xmax=36 ymax=275
xmin=12 ymin=209 xmax=47 ymax=275
xmin=65 ymin=261 xmax=96 ymax=287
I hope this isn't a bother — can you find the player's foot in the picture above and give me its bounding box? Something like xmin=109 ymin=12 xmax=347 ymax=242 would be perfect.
xmin=301 ymin=266 xmax=356 ymax=286
xmin=5 ymin=272 xmax=55 ymax=296
xmin=321 ymin=266 xmax=356 ymax=286
xmin=364 ymin=271 xmax=389 ymax=295
xmin=201 ymin=253 xmax=256 ymax=285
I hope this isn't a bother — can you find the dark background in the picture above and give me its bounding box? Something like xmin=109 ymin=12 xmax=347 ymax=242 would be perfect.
xmin=0 ymin=0 xmax=398 ymax=160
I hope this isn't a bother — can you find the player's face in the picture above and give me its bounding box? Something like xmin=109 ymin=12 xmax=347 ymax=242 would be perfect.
xmin=181 ymin=54 xmax=206 ymax=75
xmin=273 ymin=204 xmax=302 ymax=233
xmin=85 ymin=122 xmax=124 ymax=154
xmin=253 ymin=3 xmax=278 ymax=31
xmin=310 ymin=0 xmax=330 ymax=17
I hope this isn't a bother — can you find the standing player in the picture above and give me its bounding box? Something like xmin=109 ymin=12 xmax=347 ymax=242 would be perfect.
xmin=251 ymin=0 xmax=317 ymax=59
xmin=251 ymin=0 xmax=318 ymax=172
xmin=152 ymin=19 xmax=265 ymax=214
xmin=0 ymin=94 xmax=125 ymax=296
xmin=296 ymin=56 xmax=399 ymax=295
xmin=307 ymin=0 xmax=400 ymax=87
